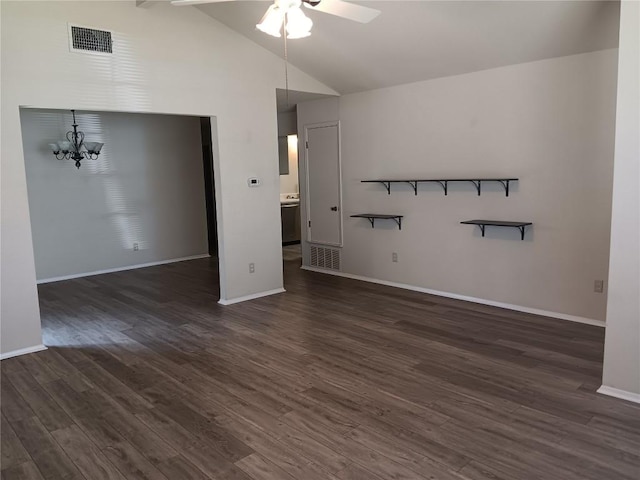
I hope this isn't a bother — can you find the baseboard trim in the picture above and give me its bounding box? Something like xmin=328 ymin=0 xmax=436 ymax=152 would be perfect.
xmin=301 ymin=266 xmax=605 ymax=328
xmin=37 ymin=254 xmax=211 ymax=284
xmin=1 ymin=344 xmax=47 ymax=361
xmin=597 ymin=386 xmax=640 ymax=404
xmin=218 ymin=288 xmax=286 ymax=306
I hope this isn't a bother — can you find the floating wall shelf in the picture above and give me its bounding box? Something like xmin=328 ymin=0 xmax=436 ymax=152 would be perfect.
xmin=361 ymin=178 xmax=518 ymax=196
xmin=351 ymin=214 xmax=403 ymax=230
xmin=461 ymin=220 xmax=532 ymax=240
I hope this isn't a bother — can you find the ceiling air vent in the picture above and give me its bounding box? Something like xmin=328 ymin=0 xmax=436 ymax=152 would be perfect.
xmin=310 ymin=245 xmax=341 ymax=271
xmin=69 ymin=25 xmax=112 ymax=54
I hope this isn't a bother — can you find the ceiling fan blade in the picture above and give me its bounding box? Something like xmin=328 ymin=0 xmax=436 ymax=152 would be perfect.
xmin=304 ymin=0 xmax=381 ymax=23
xmin=171 ymin=0 xmax=240 ymax=6
xmin=171 ymin=0 xmax=272 ymax=4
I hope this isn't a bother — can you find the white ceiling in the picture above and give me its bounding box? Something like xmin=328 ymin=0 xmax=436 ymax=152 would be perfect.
xmin=196 ymin=1 xmax=620 ymax=94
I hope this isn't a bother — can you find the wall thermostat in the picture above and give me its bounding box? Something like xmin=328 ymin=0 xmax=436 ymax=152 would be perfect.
xmin=247 ymin=177 xmax=261 ymax=187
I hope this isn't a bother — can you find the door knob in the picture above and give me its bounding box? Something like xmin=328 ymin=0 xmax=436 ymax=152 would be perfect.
xmin=330 ymin=206 xmax=338 ymax=211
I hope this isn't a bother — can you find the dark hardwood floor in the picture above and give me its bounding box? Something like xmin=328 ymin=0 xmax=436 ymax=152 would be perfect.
xmin=2 ymin=257 xmax=639 ymax=480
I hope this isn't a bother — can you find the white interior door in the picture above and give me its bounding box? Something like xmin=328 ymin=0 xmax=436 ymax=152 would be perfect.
xmin=305 ymin=122 xmax=342 ymax=246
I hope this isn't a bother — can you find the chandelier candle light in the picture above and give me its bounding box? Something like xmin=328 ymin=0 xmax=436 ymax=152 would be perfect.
xmin=257 ymin=0 xmax=314 ymax=38
xmin=49 ymin=110 xmax=104 ymax=169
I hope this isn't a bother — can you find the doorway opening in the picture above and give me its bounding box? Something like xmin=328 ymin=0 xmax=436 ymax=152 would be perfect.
xmin=280 ymin=133 xmax=302 ymax=263
xmin=200 ymin=117 xmax=218 ymax=257
xmin=275 ymin=88 xmax=339 ymax=273
xmin=20 ymin=107 xmax=219 ymax=286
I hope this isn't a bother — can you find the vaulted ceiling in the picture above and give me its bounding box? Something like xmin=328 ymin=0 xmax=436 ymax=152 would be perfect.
xmin=196 ymin=1 xmax=620 ymax=94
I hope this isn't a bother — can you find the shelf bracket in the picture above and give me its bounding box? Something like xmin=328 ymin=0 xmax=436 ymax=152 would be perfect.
xmin=370 ymin=216 xmax=402 ymax=230
xmin=405 ymin=181 xmax=418 ymax=195
xmin=471 ymin=223 xmax=528 ymax=240
xmin=468 ymin=180 xmax=482 ymax=196
xmin=496 ymin=179 xmax=512 ymax=197
xmin=378 ymin=181 xmax=391 ymax=195
xmin=435 ymin=180 xmax=448 ymax=195
xmin=518 ymin=225 xmax=526 ymax=240
xmin=352 ymin=215 xmax=403 ymax=231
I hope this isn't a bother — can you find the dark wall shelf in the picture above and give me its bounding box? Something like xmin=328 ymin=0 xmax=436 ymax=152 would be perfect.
xmin=351 ymin=214 xmax=403 ymax=230
xmin=361 ymin=178 xmax=518 ymax=196
xmin=461 ymin=220 xmax=532 ymax=240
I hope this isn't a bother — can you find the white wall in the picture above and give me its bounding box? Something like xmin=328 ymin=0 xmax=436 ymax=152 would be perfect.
xmin=0 ymin=1 xmax=336 ymax=356
xmin=601 ymin=1 xmax=640 ymax=400
xmin=21 ymin=109 xmax=208 ymax=281
xmin=298 ymin=50 xmax=618 ymax=323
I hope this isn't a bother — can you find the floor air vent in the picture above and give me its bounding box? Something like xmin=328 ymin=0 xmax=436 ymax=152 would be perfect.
xmin=310 ymin=245 xmax=341 ymax=271
xmin=69 ymin=25 xmax=113 ymax=54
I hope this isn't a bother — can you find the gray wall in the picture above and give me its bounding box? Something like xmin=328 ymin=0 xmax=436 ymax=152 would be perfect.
xmin=298 ymin=49 xmax=618 ymax=323
xmin=277 ymin=112 xmax=298 ymax=136
xmin=21 ymin=109 xmax=208 ymax=281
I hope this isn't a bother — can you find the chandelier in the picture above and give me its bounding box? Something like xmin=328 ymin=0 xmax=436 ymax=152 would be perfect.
xmin=257 ymin=0 xmax=313 ymax=39
xmin=49 ymin=110 xmax=104 ymax=169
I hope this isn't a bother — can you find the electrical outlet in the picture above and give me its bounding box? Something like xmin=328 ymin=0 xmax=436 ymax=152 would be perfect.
xmin=594 ymin=279 xmax=604 ymax=293
xmin=249 ymin=263 xmax=255 ymax=274
xmin=392 ymin=252 xmax=398 ymax=263
xmin=133 ymin=242 xmax=139 ymax=251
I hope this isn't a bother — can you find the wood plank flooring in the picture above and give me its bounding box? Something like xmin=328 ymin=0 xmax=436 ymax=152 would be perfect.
xmin=2 ymin=257 xmax=639 ymax=480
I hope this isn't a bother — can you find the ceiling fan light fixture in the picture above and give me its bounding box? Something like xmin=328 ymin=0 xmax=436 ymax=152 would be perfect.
xmin=256 ymin=4 xmax=285 ymax=37
xmin=285 ymin=6 xmax=312 ymax=38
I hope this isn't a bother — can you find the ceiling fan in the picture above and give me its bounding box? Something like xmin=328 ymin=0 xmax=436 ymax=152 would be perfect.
xmin=170 ymin=0 xmax=381 ymax=38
